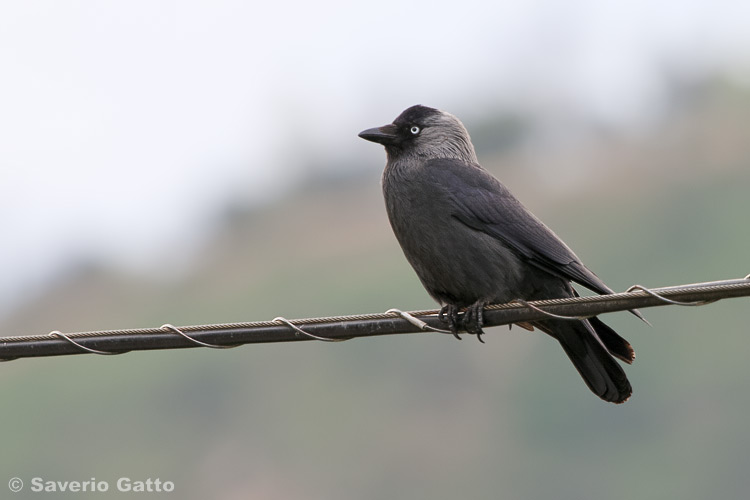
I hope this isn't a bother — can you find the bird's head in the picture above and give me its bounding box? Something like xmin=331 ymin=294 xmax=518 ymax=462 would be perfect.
xmin=359 ymin=105 xmax=477 ymax=163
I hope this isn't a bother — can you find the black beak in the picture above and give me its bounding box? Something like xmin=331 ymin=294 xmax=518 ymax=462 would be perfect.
xmin=358 ymin=124 xmax=399 ymax=145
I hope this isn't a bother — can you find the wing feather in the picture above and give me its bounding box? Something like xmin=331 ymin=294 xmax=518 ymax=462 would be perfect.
xmin=426 ymin=158 xmax=614 ymax=295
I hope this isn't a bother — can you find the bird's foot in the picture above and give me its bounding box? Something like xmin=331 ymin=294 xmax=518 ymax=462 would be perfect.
xmin=439 ymin=304 xmax=462 ymax=340
xmin=463 ymin=301 xmax=488 ymax=343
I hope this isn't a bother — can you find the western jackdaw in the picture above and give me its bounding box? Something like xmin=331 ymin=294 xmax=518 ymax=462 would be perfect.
xmin=359 ymin=104 xmax=640 ymax=403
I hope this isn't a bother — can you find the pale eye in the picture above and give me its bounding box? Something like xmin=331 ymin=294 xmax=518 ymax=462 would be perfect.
xmin=410 ymin=126 xmax=420 ymax=135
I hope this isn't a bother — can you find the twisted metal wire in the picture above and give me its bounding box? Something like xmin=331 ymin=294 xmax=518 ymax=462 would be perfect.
xmin=0 ymin=275 xmax=748 ymax=361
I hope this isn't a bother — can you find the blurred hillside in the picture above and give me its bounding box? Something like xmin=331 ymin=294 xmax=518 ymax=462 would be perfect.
xmin=1 ymin=77 xmax=749 ymax=500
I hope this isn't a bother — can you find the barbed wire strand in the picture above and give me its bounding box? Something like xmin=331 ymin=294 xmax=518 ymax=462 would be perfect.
xmin=0 ymin=274 xmax=748 ymax=362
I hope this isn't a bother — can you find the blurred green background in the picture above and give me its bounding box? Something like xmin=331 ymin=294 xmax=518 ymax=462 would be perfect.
xmin=2 ymin=2 xmax=750 ymax=499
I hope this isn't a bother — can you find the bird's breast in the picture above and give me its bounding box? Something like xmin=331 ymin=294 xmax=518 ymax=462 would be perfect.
xmin=382 ymin=168 xmax=527 ymax=305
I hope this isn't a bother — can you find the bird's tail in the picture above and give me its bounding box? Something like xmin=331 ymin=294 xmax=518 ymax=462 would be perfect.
xmin=535 ymin=318 xmax=633 ymax=404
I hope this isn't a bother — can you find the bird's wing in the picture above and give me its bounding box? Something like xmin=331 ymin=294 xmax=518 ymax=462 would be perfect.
xmin=426 ymin=158 xmax=615 ymax=296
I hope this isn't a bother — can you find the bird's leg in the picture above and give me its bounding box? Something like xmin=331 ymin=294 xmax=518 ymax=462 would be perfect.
xmin=438 ymin=304 xmax=462 ymax=340
xmin=463 ymin=300 xmax=488 ymax=343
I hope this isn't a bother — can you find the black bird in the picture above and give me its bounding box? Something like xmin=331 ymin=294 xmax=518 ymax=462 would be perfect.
xmin=359 ymin=104 xmax=641 ymax=403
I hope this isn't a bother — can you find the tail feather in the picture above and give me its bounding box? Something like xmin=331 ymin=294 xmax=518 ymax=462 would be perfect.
xmin=569 ymin=288 xmax=646 ymax=347
xmin=536 ymin=318 xmax=633 ymax=404
xmin=589 ymin=316 xmax=635 ymax=364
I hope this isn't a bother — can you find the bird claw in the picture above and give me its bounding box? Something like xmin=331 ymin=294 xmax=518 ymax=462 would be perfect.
xmin=463 ymin=301 xmax=487 ymax=343
xmin=439 ymin=302 xmax=487 ymax=342
xmin=439 ymin=305 xmax=462 ymax=340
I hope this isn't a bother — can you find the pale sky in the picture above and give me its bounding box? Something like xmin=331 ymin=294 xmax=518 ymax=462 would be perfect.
xmin=1 ymin=0 xmax=750 ymax=315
